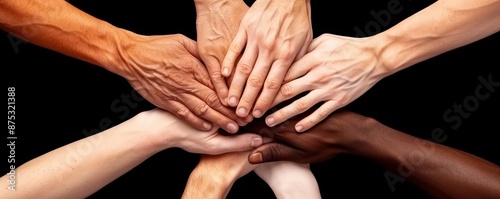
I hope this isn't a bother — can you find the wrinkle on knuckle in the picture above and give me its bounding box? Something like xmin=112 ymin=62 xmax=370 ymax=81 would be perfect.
xmin=266 ymin=80 xmax=280 ymax=90
xmin=280 ymin=84 xmax=294 ymax=97
xmin=237 ymin=63 xmax=252 ymax=75
xmin=249 ymin=77 xmax=263 ymax=88
xmin=205 ymin=93 xmax=220 ymax=107
xmin=294 ymin=100 xmax=310 ymax=113
xmin=193 ymin=103 xmax=209 ymax=116
xmin=176 ymin=107 xmax=190 ymax=119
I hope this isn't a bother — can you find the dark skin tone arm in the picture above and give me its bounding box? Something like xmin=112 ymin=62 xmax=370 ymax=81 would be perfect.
xmin=241 ymin=110 xmax=500 ymax=199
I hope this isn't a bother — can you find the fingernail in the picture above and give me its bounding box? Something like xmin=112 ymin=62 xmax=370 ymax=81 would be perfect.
xmin=203 ymin=122 xmax=212 ymax=130
xmin=253 ymin=110 xmax=262 ymax=118
xmin=251 ymin=138 xmax=262 ymax=147
xmin=229 ymin=96 xmax=238 ymax=107
xmin=222 ymin=67 xmax=229 ymax=76
xmin=296 ymin=125 xmax=303 ymax=132
xmin=249 ymin=152 xmax=263 ymax=163
xmin=227 ymin=123 xmax=238 ymax=133
xmin=237 ymin=107 xmax=247 ymax=117
xmin=266 ymin=117 xmax=275 ymax=127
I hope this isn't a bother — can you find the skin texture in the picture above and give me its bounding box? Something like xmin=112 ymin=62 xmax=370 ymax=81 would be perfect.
xmin=0 ymin=0 xmax=243 ymax=133
xmin=194 ymin=0 xmax=249 ymax=107
xmin=264 ymin=0 xmax=500 ymax=132
xmin=221 ymin=0 xmax=313 ymax=119
xmin=0 ymin=109 xmax=263 ymax=199
xmin=244 ymin=110 xmax=500 ymax=199
xmin=182 ymin=148 xmax=321 ymax=199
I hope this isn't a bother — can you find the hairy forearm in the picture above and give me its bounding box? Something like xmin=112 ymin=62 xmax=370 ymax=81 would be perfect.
xmin=354 ymin=121 xmax=500 ymax=199
xmin=0 ymin=0 xmax=135 ymax=77
xmin=0 ymin=116 xmax=159 ymax=199
xmin=372 ymin=0 xmax=500 ymax=75
xmin=182 ymin=166 xmax=235 ymax=199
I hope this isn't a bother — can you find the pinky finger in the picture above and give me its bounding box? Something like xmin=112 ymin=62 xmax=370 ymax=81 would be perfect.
xmin=167 ymin=100 xmax=213 ymax=131
xmin=295 ymin=100 xmax=340 ymax=133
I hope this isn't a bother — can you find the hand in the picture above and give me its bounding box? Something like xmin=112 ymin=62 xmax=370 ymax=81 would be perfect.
xmin=136 ymin=108 xmax=263 ymax=155
xmin=265 ymin=34 xmax=389 ymax=132
xmin=221 ymin=0 xmax=313 ymax=119
xmin=242 ymin=109 xmax=375 ymax=163
xmin=122 ymin=34 xmax=242 ymax=133
xmin=194 ymin=0 xmax=249 ymax=106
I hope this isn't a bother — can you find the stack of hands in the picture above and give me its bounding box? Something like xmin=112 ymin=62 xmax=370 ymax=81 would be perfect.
xmin=1 ymin=0 xmax=500 ymax=198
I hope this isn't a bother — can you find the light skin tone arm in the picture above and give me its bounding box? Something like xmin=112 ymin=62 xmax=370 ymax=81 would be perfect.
xmin=265 ymin=0 xmax=500 ymax=132
xmin=244 ymin=110 xmax=500 ymax=199
xmin=0 ymin=109 xmax=263 ymax=199
xmin=0 ymin=0 xmax=244 ymax=133
xmin=182 ymin=144 xmax=321 ymax=199
xmin=221 ymin=0 xmax=313 ymax=119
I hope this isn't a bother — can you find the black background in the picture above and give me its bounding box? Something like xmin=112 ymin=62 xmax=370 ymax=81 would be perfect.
xmin=2 ymin=0 xmax=499 ymax=198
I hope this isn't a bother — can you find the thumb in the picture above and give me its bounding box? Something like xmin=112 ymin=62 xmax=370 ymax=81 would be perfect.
xmin=248 ymin=142 xmax=303 ymax=164
xmin=206 ymin=133 xmax=263 ymax=155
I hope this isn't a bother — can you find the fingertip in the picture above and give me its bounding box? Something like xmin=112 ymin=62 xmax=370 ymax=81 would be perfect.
xmin=203 ymin=122 xmax=213 ymax=131
xmin=227 ymin=122 xmax=239 ymax=134
xmin=222 ymin=67 xmax=230 ymax=77
xmin=295 ymin=125 xmax=304 ymax=133
xmin=249 ymin=152 xmax=263 ymax=164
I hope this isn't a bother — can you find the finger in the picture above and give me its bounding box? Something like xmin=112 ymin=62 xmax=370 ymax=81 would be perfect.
xmin=265 ymin=90 xmax=323 ymax=127
xmin=236 ymin=53 xmax=273 ymax=117
xmin=204 ymin=56 xmax=229 ymax=105
xmin=205 ymin=133 xmax=263 ymax=155
xmin=166 ymin=100 xmax=212 ymax=131
xmin=248 ymin=142 xmax=304 ymax=164
xmin=295 ymin=99 xmax=340 ymax=132
xmin=283 ymin=51 xmax=316 ymax=83
xmin=184 ymin=87 xmax=241 ymax=133
xmin=222 ymin=30 xmax=247 ymax=77
xmin=226 ymin=44 xmax=258 ymax=107
xmin=270 ymin=76 xmax=311 ymax=108
xmin=252 ymin=59 xmax=291 ymax=118
xmin=179 ymin=35 xmax=201 ymax=59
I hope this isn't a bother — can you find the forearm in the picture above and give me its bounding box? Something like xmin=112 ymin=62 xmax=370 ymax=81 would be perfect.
xmin=0 ymin=116 xmax=160 ymax=199
xmin=0 ymin=0 xmax=135 ymax=77
xmin=354 ymin=121 xmax=500 ymax=199
xmin=255 ymin=162 xmax=321 ymax=199
xmin=182 ymin=164 xmax=236 ymax=199
xmin=371 ymin=0 xmax=500 ymax=75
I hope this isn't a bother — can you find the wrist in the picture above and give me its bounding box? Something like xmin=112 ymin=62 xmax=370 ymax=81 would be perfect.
xmin=102 ymin=26 xmax=143 ymax=80
xmin=127 ymin=111 xmax=177 ymax=153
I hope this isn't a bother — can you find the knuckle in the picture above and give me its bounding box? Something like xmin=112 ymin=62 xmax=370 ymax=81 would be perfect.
xmin=265 ymin=80 xmax=280 ymax=90
xmin=193 ymin=103 xmax=209 ymax=115
xmin=176 ymin=108 xmax=190 ymax=119
xmin=237 ymin=63 xmax=252 ymax=75
xmin=279 ymin=49 xmax=295 ymax=60
xmin=294 ymin=100 xmax=310 ymax=112
xmin=205 ymin=93 xmax=220 ymax=107
xmin=211 ymin=71 xmax=223 ymax=80
xmin=262 ymin=37 xmax=276 ymax=50
xmin=280 ymin=84 xmax=294 ymax=97
xmin=249 ymin=77 xmax=264 ymax=88
xmin=277 ymin=109 xmax=288 ymax=120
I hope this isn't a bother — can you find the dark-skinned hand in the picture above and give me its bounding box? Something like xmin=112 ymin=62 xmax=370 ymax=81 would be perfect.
xmin=241 ymin=108 xmax=377 ymax=164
